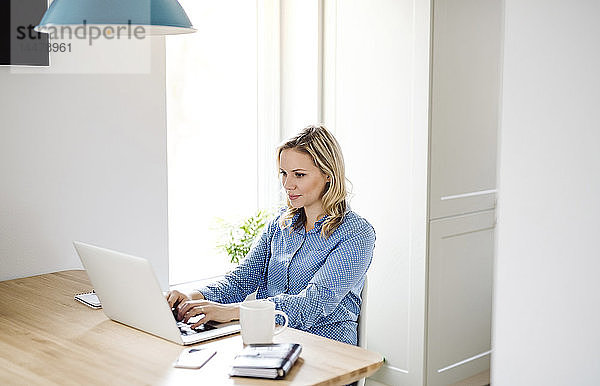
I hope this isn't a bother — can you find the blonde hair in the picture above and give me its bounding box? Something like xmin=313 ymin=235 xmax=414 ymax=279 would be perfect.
xmin=277 ymin=125 xmax=347 ymax=238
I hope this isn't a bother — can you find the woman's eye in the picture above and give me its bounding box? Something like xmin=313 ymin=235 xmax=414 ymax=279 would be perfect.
xmin=295 ymin=173 xmax=305 ymax=178
xmin=279 ymin=171 xmax=287 ymax=176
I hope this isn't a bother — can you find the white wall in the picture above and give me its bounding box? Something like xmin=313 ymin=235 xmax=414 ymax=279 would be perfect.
xmin=0 ymin=38 xmax=169 ymax=288
xmin=493 ymin=1 xmax=600 ymax=384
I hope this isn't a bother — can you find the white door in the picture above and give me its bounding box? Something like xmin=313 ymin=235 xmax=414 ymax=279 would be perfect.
xmin=429 ymin=0 xmax=503 ymax=220
xmin=426 ymin=210 xmax=495 ymax=386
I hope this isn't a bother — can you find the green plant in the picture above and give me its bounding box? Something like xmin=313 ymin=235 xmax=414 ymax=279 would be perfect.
xmin=216 ymin=210 xmax=271 ymax=264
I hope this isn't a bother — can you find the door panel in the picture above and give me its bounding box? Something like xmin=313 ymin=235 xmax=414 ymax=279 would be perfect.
xmin=427 ymin=210 xmax=494 ymax=386
xmin=429 ymin=0 xmax=502 ymax=219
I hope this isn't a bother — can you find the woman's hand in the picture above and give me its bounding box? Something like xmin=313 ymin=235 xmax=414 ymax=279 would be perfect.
xmin=176 ymin=299 xmax=240 ymax=328
xmin=166 ymin=290 xmax=190 ymax=310
xmin=166 ymin=289 xmax=205 ymax=312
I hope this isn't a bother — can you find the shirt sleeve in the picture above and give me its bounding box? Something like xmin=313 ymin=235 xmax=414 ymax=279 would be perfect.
xmin=267 ymin=223 xmax=376 ymax=330
xmin=197 ymin=219 xmax=274 ymax=304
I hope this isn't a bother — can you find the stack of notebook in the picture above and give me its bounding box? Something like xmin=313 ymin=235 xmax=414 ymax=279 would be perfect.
xmin=230 ymin=343 xmax=302 ymax=379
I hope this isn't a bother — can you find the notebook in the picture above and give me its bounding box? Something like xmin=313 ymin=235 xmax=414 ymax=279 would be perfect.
xmin=230 ymin=343 xmax=302 ymax=379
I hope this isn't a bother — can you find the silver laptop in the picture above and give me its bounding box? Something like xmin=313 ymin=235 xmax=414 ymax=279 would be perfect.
xmin=73 ymin=241 xmax=240 ymax=345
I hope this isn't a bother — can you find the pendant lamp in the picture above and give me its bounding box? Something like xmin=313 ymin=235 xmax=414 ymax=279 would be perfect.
xmin=35 ymin=0 xmax=196 ymax=35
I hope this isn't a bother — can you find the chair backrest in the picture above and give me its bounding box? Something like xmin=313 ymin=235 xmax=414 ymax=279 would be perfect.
xmin=357 ymin=275 xmax=368 ymax=348
xmin=357 ymin=276 xmax=369 ymax=386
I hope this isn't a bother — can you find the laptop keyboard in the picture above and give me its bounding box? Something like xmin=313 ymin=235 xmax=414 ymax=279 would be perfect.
xmin=176 ymin=321 xmax=217 ymax=336
xmin=172 ymin=307 xmax=217 ymax=336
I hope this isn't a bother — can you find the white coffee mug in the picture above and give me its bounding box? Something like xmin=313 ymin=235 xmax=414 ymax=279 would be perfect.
xmin=239 ymin=300 xmax=288 ymax=344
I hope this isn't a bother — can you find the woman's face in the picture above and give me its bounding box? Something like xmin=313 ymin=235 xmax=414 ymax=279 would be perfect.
xmin=279 ymin=148 xmax=329 ymax=213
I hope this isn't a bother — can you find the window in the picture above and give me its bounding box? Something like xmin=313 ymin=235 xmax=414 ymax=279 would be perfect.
xmin=167 ymin=1 xmax=262 ymax=284
xmin=167 ymin=0 xmax=319 ymax=284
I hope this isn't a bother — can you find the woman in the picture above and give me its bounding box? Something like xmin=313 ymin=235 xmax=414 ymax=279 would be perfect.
xmin=167 ymin=125 xmax=375 ymax=345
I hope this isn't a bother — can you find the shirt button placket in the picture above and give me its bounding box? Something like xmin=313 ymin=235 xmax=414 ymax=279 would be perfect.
xmin=286 ymin=230 xmax=306 ymax=293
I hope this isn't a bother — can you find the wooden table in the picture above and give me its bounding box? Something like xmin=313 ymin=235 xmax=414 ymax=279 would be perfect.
xmin=0 ymin=270 xmax=383 ymax=385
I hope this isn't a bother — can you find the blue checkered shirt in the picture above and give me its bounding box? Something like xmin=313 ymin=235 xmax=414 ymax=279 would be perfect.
xmin=198 ymin=209 xmax=376 ymax=345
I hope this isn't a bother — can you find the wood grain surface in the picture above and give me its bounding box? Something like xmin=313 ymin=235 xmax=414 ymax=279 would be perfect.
xmin=0 ymin=270 xmax=383 ymax=385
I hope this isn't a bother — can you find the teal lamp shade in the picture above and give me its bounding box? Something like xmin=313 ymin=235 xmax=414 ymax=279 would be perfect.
xmin=35 ymin=0 xmax=196 ymax=35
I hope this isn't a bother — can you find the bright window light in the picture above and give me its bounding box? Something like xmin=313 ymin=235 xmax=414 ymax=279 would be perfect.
xmin=167 ymin=0 xmax=258 ymax=284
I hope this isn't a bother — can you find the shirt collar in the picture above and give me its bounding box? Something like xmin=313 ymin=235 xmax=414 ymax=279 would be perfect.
xmin=306 ymin=215 xmax=328 ymax=234
xmin=314 ymin=215 xmax=328 ymax=227
xmin=289 ymin=213 xmax=328 ymax=234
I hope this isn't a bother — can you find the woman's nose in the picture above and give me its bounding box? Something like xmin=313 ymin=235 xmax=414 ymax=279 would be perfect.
xmin=283 ymin=176 xmax=295 ymax=190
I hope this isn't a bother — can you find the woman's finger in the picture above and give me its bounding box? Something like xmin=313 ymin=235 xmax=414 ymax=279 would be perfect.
xmin=190 ymin=309 xmax=211 ymax=328
xmin=167 ymin=290 xmax=187 ymax=308
xmin=177 ymin=299 xmax=211 ymax=319
xmin=183 ymin=305 xmax=208 ymax=323
xmin=191 ymin=318 xmax=208 ymax=329
xmin=166 ymin=291 xmax=176 ymax=307
xmin=177 ymin=300 xmax=195 ymax=320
